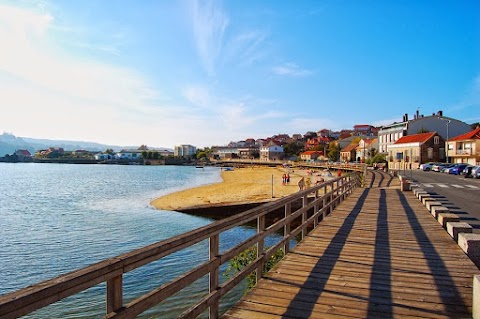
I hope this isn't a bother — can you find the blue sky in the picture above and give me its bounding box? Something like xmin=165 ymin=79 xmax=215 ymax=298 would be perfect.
xmin=1 ymin=0 xmax=478 ymax=148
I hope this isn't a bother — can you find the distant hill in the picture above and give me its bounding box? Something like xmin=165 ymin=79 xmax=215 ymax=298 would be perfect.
xmin=0 ymin=132 xmax=172 ymax=157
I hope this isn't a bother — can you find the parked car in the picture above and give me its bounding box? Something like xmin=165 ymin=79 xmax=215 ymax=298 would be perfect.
xmin=419 ymin=162 xmax=438 ymax=171
xmin=448 ymin=164 xmax=468 ymax=175
xmin=463 ymin=165 xmax=474 ymax=178
xmin=472 ymin=166 xmax=480 ymax=179
xmin=432 ymin=163 xmax=446 ymax=172
xmin=432 ymin=163 xmax=452 ymax=172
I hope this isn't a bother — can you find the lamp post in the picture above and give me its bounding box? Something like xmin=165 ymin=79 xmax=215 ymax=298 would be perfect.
xmin=446 ymin=120 xmax=450 ymax=163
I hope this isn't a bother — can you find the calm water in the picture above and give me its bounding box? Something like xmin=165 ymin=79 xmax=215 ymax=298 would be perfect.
xmin=0 ymin=163 xmax=276 ymax=318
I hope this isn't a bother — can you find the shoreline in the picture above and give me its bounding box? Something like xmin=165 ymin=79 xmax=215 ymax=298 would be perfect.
xmin=150 ymin=166 xmax=335 ymax=212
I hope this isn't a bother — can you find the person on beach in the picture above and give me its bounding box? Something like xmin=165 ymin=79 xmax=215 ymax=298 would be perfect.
xmin=282 ymin=174 xmax=287 ymax=185
xmin=286 ymin=173 xmax=290 ymax=184
xmin=298 ymin=177 xmax=305 ymax=191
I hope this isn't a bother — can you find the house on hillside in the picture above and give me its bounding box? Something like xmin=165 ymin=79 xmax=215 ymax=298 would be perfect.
xmin=300 ymin=151 xmax=322 ymax=162
xmin=340 ymin=143 xmax=358 ymax=162
xmin=116 ymin=149 xmax=143 ymax=160
xmin=447 ymin=127 xmax=480 ymax=165
xmin=355 ymin=138 xmax=378 ymax=162
xmin=35 ymin=147 xmax=65 ymax=158
xmin=14 ymin=149 xmax=33 ymax=162
xmin=260 ymin=141 xmax=284 ymax=161
xmin=387 ymin=132 xmax=444 ymax=170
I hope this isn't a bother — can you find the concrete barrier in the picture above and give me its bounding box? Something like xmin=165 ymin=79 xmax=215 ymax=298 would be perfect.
xmin=458 ymin=233 xmax=480 ymax=263
xmin=446 ymin=222 xmax=473 ymax=242
xmin=431 ymin=206 xmax=450 ymax=218
xmin=413 ymin=188 xmax=425 ymax=196
xmin=474 ymin=275 xmax=480 ymax=319
xmin=422 ymin=196 xmax=436 ymax=206
xmin=437 ymin=213 xmax=460 ymax=228
xmin=425 ymin=200 xmax=442 ymax=212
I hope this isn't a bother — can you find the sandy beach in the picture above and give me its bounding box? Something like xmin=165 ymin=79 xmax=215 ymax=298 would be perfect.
xmin=150 ymin=166 xmax=335 ymax=211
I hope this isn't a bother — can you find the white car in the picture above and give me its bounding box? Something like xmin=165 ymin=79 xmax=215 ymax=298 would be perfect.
xmin=419 ymin=162 xmax=438 ymax=171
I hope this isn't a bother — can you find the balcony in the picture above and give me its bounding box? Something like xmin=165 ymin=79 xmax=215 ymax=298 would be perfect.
xmin=456 ymin=149 xmax=472 ymax=155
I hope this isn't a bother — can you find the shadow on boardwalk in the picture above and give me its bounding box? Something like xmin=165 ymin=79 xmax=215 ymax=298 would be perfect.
xmin=222 ymin=170 xmax=478 ymax=319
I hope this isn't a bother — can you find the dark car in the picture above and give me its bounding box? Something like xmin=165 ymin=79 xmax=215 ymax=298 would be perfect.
xmin=463 ymin=165 xmax=474 ymax=178
xmin=448 ymin=164 xmax=468 ymax=175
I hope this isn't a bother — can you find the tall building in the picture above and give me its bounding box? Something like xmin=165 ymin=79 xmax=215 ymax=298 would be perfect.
xmin=378 ymin=110 xmax=471 ymax=154
xmin=174 ymin=144 xmax=197 ymax=157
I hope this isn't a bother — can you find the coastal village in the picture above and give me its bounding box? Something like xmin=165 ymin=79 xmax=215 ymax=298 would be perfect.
xmin=2 ymin=110 xmax=479 ymax=168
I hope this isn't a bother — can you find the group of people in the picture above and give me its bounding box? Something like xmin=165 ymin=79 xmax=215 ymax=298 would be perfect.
xmin=282 ymin=173 xmax=291 ymax=185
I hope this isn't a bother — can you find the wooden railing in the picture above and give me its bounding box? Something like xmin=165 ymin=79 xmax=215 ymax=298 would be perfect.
xmin=0 ymin=173 xmax=361 ymax=319
xmin=214 ymin=159 xmax=366 ymax=173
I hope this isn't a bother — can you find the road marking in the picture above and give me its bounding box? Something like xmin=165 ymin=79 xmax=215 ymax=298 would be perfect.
xmin=465 ymin=185 xmax=479 ymax=189
xmin=422 ymin=183 xmax=434 ymax=188
xmin=437 ymin=184 xmax=449 ymax=188
xmin=451 ymin=184 xmax=464 ymax=188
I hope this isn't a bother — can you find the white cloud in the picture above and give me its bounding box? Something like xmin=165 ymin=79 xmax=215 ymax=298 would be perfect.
xmin=183 ymin=85 xmax=212 ymax=108
xmin=191 ymin=0 xmax=229 ymax=76
xmin=225 ymin=30 xmax=269 ymax=66
xmin=272 ymin=62 xmax=313 ymax=77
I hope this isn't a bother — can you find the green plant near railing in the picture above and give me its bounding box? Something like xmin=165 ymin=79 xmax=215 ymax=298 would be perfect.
xmin=224 ymin=246 xmax=285 ymax=294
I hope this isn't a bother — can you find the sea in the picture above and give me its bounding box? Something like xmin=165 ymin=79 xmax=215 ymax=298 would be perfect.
xmin=0 ymin=163 xmax=282 ymax=318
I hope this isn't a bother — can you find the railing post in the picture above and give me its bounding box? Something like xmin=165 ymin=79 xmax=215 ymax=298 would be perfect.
xmin=284 ymin=203 xmax=291 ymax=254
xmin=301 ymin=195 xmax=308 ymax=239
xmin=330 ymin=183 xmax=334 ymax=210
xmin=106 ymin=274 xmax=123 ymax=314
xmin=209 ymin=234 xmax=219 ymax=319
xmin=256 ymin=215 xmax=265 ymax=284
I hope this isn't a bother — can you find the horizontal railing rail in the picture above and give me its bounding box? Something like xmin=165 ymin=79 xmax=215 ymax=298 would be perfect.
xmin=0 ymin=173 xmax=361 ymax=319
xmin=214 ymin=159 xmax=366 ymax=172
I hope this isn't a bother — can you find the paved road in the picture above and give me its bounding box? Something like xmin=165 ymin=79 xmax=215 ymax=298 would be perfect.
xmin=404 ymin=169 xmax=480 ymax=231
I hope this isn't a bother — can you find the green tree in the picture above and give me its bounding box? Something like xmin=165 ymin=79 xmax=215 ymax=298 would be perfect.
xmin=283 ymin=141 xmax=304 ymax=157
xmin=141 ymin=151 xmax=148 ymax=159
xmin=327 ymin=143 xmax=339 ymax=161
xmin=152 ymin=151 xmax=160 ymax=160
xmin=105 ymin=149 xmax=114 ymax=154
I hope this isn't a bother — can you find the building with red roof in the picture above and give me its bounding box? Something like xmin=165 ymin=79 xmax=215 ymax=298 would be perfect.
xmin=447 ymin=127 xmax=480 ymax=165
xmin=340 ymin=143 xmax=359 ymax=163
xmin=387 ymin=132 xmax=444 ymax=170
xmin=300 ymin=150 xmax=322 ymax=162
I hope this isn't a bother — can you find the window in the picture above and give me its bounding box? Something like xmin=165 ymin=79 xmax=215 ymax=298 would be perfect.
xmin=448 ymin=143 xmax=453 ymax=150
xmin=434 ymin=136 xmax=439 ymax=145
xmin=465 ymin=143 xmax=472 ymax=149
xmin=427 ymin=147 xmax=433 ymax=159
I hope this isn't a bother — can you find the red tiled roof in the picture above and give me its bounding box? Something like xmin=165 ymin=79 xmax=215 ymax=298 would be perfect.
xmin=394 ymin=132 xmax=436 ymax=144
xmin=449 ymin=127 xmax=480 ymax=141
xmin=341 ymin=143 xmax=358 ymax=152
xmin=302 ymin=151 xmax=321 ymax=155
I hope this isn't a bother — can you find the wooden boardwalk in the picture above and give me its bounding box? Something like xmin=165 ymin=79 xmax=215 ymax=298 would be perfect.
xmin=222 ymin=170 xmax=479 ymax=319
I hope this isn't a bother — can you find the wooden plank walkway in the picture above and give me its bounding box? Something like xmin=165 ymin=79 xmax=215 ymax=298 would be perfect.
xmin=222 ymin=170 xmax=479 ymax=319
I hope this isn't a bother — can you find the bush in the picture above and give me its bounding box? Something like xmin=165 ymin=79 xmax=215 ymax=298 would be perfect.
xmin=223 ymin=246 xmax=284 ymax=293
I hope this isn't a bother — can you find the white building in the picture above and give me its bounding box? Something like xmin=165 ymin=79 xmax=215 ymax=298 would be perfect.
xmin=378 ymin=110 xmax=472 ymax=154
xmin=116 ymin=150 xmax=143 ymax=160
xmin=174 ymin=144 xmax=197 ymax=157
xmin=260 ymin=142 xmax=284 ymax=161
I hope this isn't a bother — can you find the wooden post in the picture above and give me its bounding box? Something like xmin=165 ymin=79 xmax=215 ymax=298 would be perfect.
xmin=106 ymin=274 xmax=123 ymax=314
xmin=284 ymin=203 xmax=291 ymax=254
xmin=257 ymin=215 xmax=266 ymax=284
xmin=301 ymin=195 xmax=308 ymax=239
xmin=209 ymin=234 xmax=219 ymax=319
